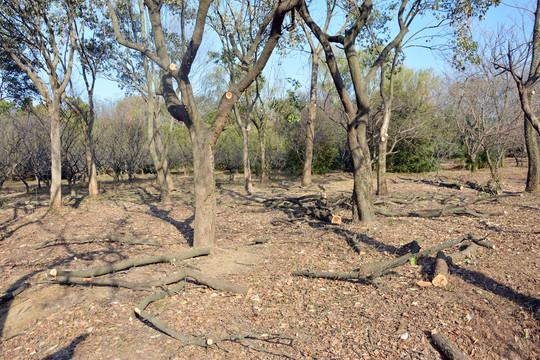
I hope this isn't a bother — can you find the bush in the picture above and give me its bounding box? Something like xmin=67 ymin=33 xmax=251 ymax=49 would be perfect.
xmin=387 ymin=138 xmax=438 ymax=173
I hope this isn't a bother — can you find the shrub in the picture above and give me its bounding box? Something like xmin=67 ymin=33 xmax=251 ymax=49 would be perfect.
xmin=387 ymin=138 xmax=438 ymax=173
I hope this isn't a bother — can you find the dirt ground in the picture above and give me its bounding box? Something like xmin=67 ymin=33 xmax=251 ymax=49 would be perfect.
xmin=0 ymin=162 xmax=538 ymax=360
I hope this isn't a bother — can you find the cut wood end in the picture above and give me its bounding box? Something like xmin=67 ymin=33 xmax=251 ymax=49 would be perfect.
xmin=331 ymin=215 xmax=342 ymax=224
xmin=225 ymin=91 xmax=233 ymax=99
xmin=169 ymin=63 xmax=178 ymax=71
xmin=246 ymin=288 xmax=253 ymax=298
xmin=49 ymin=269 xmax=57 ymax=277
xmin=206 ymin=338 xmax=214 ymax=346
xmin=416 ymin=280 xmax=433 ymax=288
xmin=432 ymin=274 xmax=448 ymax=287
xmin=134 ymin=307 xmax=141 ymax=315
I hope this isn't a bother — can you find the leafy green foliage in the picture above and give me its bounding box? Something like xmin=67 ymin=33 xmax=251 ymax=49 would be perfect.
xmin=387 ymin=138 xmax=439 ymax=173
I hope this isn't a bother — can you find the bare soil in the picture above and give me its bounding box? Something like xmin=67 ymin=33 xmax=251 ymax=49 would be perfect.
xmin=0 ymin=162 xmax=538 ymax=360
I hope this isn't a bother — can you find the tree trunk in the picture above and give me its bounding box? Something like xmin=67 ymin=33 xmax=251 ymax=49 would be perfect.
xmin=348 ymin=122 xmax=375 ymax=222
xmin=233 ymin=104 xmax=253 ymax=194
xmin=163 ymin=158 xmax=175 ymax=191
xmin=49 ymin=104 xmax=62 ymax=209
xmin=241 ymin=125 xmax=253 ymax=194
xmin=377 ymin=139 xmax=388 ymax=196
xmin=302 ymin=52 xmax=319 ymax=187
xmin=259 ymin=125 xmax=269 ymax=185
xmin=525 ymin=118 xmax=540 ymax=193
xmin=85 ymin=127 xmax=99 ymax=199
xmin=191 ymin=127 xmax=216 ymax=248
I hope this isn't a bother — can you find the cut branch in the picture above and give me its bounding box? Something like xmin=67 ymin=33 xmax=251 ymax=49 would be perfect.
xmin=50 ymin=268 xmax=251 ymax=295
xmin=431 ymin=332 xmax=470 ymax=360
xmin=293 ymin=234 xmax=478 ymax=283
xmin=36 ymin=234 xmax=161 ymax=249
xmin=49 ymin=248 xmax=210 ymax=278
xmin=375 ymin=206 xmax=491 ymax=218
xmin=432 ymin=251 xmax=449 ymax=287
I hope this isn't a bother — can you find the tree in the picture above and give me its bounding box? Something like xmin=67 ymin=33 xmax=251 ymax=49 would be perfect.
xmin=106 ymin=0 xmax=176 ymax=202
xmin=209 ymin=1 xmax=280 ymax=194
xmin=0 ymin=52 xmax=38 ymax=105
xmin=107 ymin=0 xmax=300 ymax=247
xmin=297 ymin=1 xmax=416 ymax=222
xmin=376 ymin=47 xmax=400 ymax=195
xmin=0 ymin=0 xmax=77 ymax=208
xmin=297 ymin=0 xmax=499 ymax=222
xmin=65 ymin=3 xmax=111 ymax=200
xmin=493 ymin=0 xmax=540 ymax=192
xmin=298 ymin=3 xmax=337 ymax=187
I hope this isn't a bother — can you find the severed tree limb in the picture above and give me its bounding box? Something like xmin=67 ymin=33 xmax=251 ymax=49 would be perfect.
xmin=0 ymin=283 xmax=29 ymax=307
xmin=51 ymin=268 xmax=251 ymax=295
xmin=36 ymin=234 xmax=161 ymax=249
xmin=431 ymin=332 xmax=470 ymax=360
xmin=293 ymin=234 xmax=476 ymax=282
xmin=362 ymin=239 xmax=421 ymax=274
xmin=465 ymin=181 xmax=499 ymax=195
xmin=366 ymin=235 xmax=473 ymax=279
xmin=348 ymin=234 xmax=363 ymax=253
xmin=470 ymin=238 xmax=495 ymax=249
xmin=375 ymin=206 xmax=491 ymax=218
xmin=49 ymin=248 xmax=210 ymax=278
xmin=292 ymin=269 xmax=370 ymax=282
xmin=50 ymin=276 xmax=154 ymax=291
xmin=432 ymin=251 xmax=449 ymax=287
xmin=134 ymin=272 xmax=251 ymax=346
xmin=447 ymin=243 xmax=479 ymax=264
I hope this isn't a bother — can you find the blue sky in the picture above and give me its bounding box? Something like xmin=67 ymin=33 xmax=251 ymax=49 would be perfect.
xmin=92 ymin=1 xmax=535 ymax=103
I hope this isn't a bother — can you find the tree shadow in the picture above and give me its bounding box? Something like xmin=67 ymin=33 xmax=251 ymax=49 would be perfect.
xmin=333 ymin=228 xmax=400 ymax=255
xmin=451 ymin=263 xmax=540 ymax=315
xmin=41 ymin=333 xmax=88 ymax=360
xmin=0 ymin=207 xmax=49 ymax=243
xmin=136 ymin=188 xmax=195 ymax=246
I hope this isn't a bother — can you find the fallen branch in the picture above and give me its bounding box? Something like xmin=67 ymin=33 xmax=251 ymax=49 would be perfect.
xmin=134 ymin=282 xmax=208 ymax=346
xmin=431 ymin=332 xmax=470 ymax=360
xmin=134 ymin=271 xmax=251 ymax=346
xmin=0 ymin=283 xmax=29 ymax=307
xmin=293 ymin=234 xmax=476 ymax=283
xmin=36 ymin=234 xmax=161 ymax=249
xmin=49 ymin=248 xmax=210 ymax=278
xmin=366 ymin=235 xmax=472 ymax=279
xmin=432 ymin=251 xmax=449 ymax=287
xmin=51 ymin=268 xmax=251 ymax=295
xmin=375 ymin=206 xmax=491 ymax=218
xmin=292 ymin=269 xmax=369 ymax=282
xmin=447 ymin=243 xmax=479 ymax=264
xmin=465 ymin=181 xmax=500 ymax=195
xmin=398 ymin=177 xmax=464 ymax=190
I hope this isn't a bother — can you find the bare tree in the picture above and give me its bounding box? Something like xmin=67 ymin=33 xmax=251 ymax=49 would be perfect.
xmin=107 ymin=0 xmax=176 ymax=202
xmin=0 ymin=0 xmax=77 ymax=208
xmin=107 ymin=0 xmax=300 ymax=247
xmin=493 ymin=0 xmax=540 ymax=192
xmin=298 ymin=3 xmax=338 ymax=187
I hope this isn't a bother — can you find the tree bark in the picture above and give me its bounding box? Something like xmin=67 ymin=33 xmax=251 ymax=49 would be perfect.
xmin=349 ymin=122 xmax=375 ymax=222
xmin=86 ymin=132 xmax=99 ymax=198
xmin=49 ymin=103 xmax=62 ymax=209
xmin=431 ymin=332 xmax=470 ymax=360
xmin=191 ymin=126 xmax=217 ymax=248
xmin=258 ymin=123 xmax=269 ymax=185
xmin=302 ymin=50 xmax=319 ymax=187
xmin=525 ymin=117 xmax=540 ymax=193
xmin=377 ymin=47 xmax=399 ymax=196
xmin=432 ymin=251 xmax=449 ymax=287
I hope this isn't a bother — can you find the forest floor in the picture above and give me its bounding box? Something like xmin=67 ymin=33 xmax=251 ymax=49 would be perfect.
xmin=0 ymin=161 xmax=538 ymax=360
